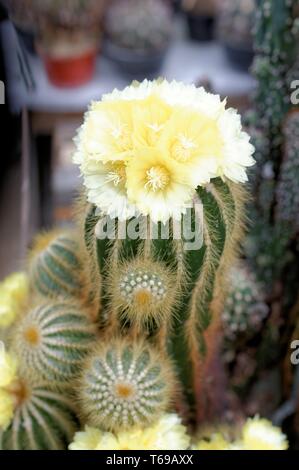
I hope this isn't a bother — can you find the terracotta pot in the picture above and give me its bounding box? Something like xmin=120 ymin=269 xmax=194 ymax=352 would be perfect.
xmin=42 ymin=50 xmax=97 ymax=88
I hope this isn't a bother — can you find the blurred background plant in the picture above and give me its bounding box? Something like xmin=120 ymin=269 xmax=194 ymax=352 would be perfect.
xmin=103 ymin=0 xmax=173 ymax=77
xmin=182 ymin=0 xmax=219 ymax=41
xmin=216 ymin=0 xmax=255 ymax=71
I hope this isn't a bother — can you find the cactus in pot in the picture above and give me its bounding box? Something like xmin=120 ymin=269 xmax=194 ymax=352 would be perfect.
xmin=182 ymin=0 xmax=219 ymax=41
xmin=103 ymin=0 xmax=173 ymax=77
xmin=216 ymin=0 xmax=255 ymax=70
xmin=32 ymin=0 xmax=106 ymax=87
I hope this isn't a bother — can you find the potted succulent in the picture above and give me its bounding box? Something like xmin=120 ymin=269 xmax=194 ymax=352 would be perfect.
xmin=182 ymin=0 xmax=219 ymax=41
xmin=103 ymin=0 xmax=173 ymax=78
xmin=33 ymin=0 xmax=105 ymax=87
xmin=5 ymin=0 xmax=36 ymax=53
xmin=216 ymin=0 xmax=255 ymax=71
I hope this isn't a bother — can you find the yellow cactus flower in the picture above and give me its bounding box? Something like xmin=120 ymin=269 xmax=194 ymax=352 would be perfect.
xmin=73 ymin=79 xmax=255 ymax=223
xmin=70 ymin=414 xmax=190 ymax=451
xmin=242 ymin=416 xmax=288 ymax=450
xmin=0 ymin=272 xmax=29 ymax=328
xmin=0 ymin=389 xmax=14 ymax=429
xmin=0 ymin=347 xmax=18 ymax=388
xmin=194 ymin=433 xmax=232 ymax=450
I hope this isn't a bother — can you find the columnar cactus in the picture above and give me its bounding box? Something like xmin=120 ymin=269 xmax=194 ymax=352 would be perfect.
xmin=276 ymin=110 xmax=299 ymax=238
xmin=225 ymin=0 xmax=299 ymax=424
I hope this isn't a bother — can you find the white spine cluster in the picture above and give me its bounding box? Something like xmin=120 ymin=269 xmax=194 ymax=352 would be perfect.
xmin=120 ymin=269 xmax=167 ymax=302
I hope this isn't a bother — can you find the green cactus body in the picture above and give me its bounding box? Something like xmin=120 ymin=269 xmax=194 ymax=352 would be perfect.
xmin=84 ymin=177 xmax=245 ymax=416
xmin=11 ymin=303 xmax=96 ymax=384
xmin=0 ymin=382 xmax=77 ymax=450
xmin=30 ymin=234 xmax=84 ymax=301
xmin=79 ymin=338 xmax=174 ymax=431
xmin=276 ymin=111 xmax=299 ymax=237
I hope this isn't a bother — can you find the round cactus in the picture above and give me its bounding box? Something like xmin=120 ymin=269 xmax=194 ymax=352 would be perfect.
xmin=110 ymin=259 xmax=177 ymax=330
xmin=29 ymin=232 xmax=85 ymax=301
xmin=78 ymin=337 xmax=175 ymax=431
xmin=222 ymin=264 xmax=269 ymax=341
xmin=105 ymin=0 xmax=172 ymax=51
xmin=0 ymin=378 xmax=78 ymax=450
xmin=11 ymin=303 xmax=96 ymax=384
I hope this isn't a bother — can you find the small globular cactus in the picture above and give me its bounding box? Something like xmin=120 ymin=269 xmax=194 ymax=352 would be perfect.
xmin=0 ymin=378 xmax=78 ymax=450
xmin=29 ymin=232 xmax=86 ymax=302
xmin=222 ymin=263 xmax=269 ymax=342
xmin=104 ymin=0 xmax=172 ymax=52
xmin=11 ymin=302 xmax=96 ymax=384
xmin=109 ymin=258 xmax=178 ymax=331
xmin=78 ymin=337 xmax=175 ymax=431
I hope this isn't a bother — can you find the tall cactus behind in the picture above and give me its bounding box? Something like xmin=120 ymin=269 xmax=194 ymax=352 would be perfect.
xmin=225 ymin=1 xmax=299 ymax=421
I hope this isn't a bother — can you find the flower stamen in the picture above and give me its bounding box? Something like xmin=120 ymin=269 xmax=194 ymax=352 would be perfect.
xmin=145 ymin=166 xmax=170 ymax=192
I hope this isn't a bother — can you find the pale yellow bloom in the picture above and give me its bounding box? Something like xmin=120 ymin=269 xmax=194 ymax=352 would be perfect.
xmin=0 ymin=389 xmax=14 ymax=429
xmin=133 ymin=95 xmax=173 ymax=148
xmin=69 ymin=426 xmax=103 ymax=450
xmin=194 ymin=433 xmax=232 ymax=450
xmin=74 ymin=100 xmax=134 ymax=166
xmin=69 ymin=414 xmax=190 ymax=451
xmin=0 ymin=272 xmax=29 ymax=328
xmin=126 ymin=147 xmax=192 ymax=223
xmin=158 ymin=108 xmax=222 ymax=186
xmin=242 ymin=416 xmax=288 ymax=450
xmin=74 ymin=79 xmax=255 ymax=223
xmin=0 ymin=347 xmax=18 ymax=388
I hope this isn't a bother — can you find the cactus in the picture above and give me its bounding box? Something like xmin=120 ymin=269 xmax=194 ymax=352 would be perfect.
xmin=108 ymin=258 xmax=178 ymax=332
xmin=222 ymin=263 xmax=268 ymax=342
xmin=223 ymin=1 xmax=299 ymax=424
xmin=0 ymin=378 xmax=77 ymax=450
xmin=104 ymin=0 xmax=172 ymax=52
xmin=1 ymin=78 xmax=257 ymax=446
xmin=79 ymin=337 xmax=175 ymax=431
xmin=83 ymin=177 xmax=247 ymax=418
xmin=29 ymin=232 xmax=85 ymax=301
xmin=276 ymin=110 xmax=299 ymax=238
xmin=216 ymin=0 xmax=255 ymax=51
xmin=11 ymin=302 xmax=96 ymax=384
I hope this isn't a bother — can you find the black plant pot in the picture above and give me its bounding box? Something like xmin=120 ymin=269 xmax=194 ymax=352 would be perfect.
xmin=15 ymin=26 xmax=36 ymax=54
xmin=222 ymin=42 xmax=254 ymax=72
xmin=186 ymin=13 xmax=215 ymax=42
xmin=103 ymin=40 xmax=168 ymax=79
